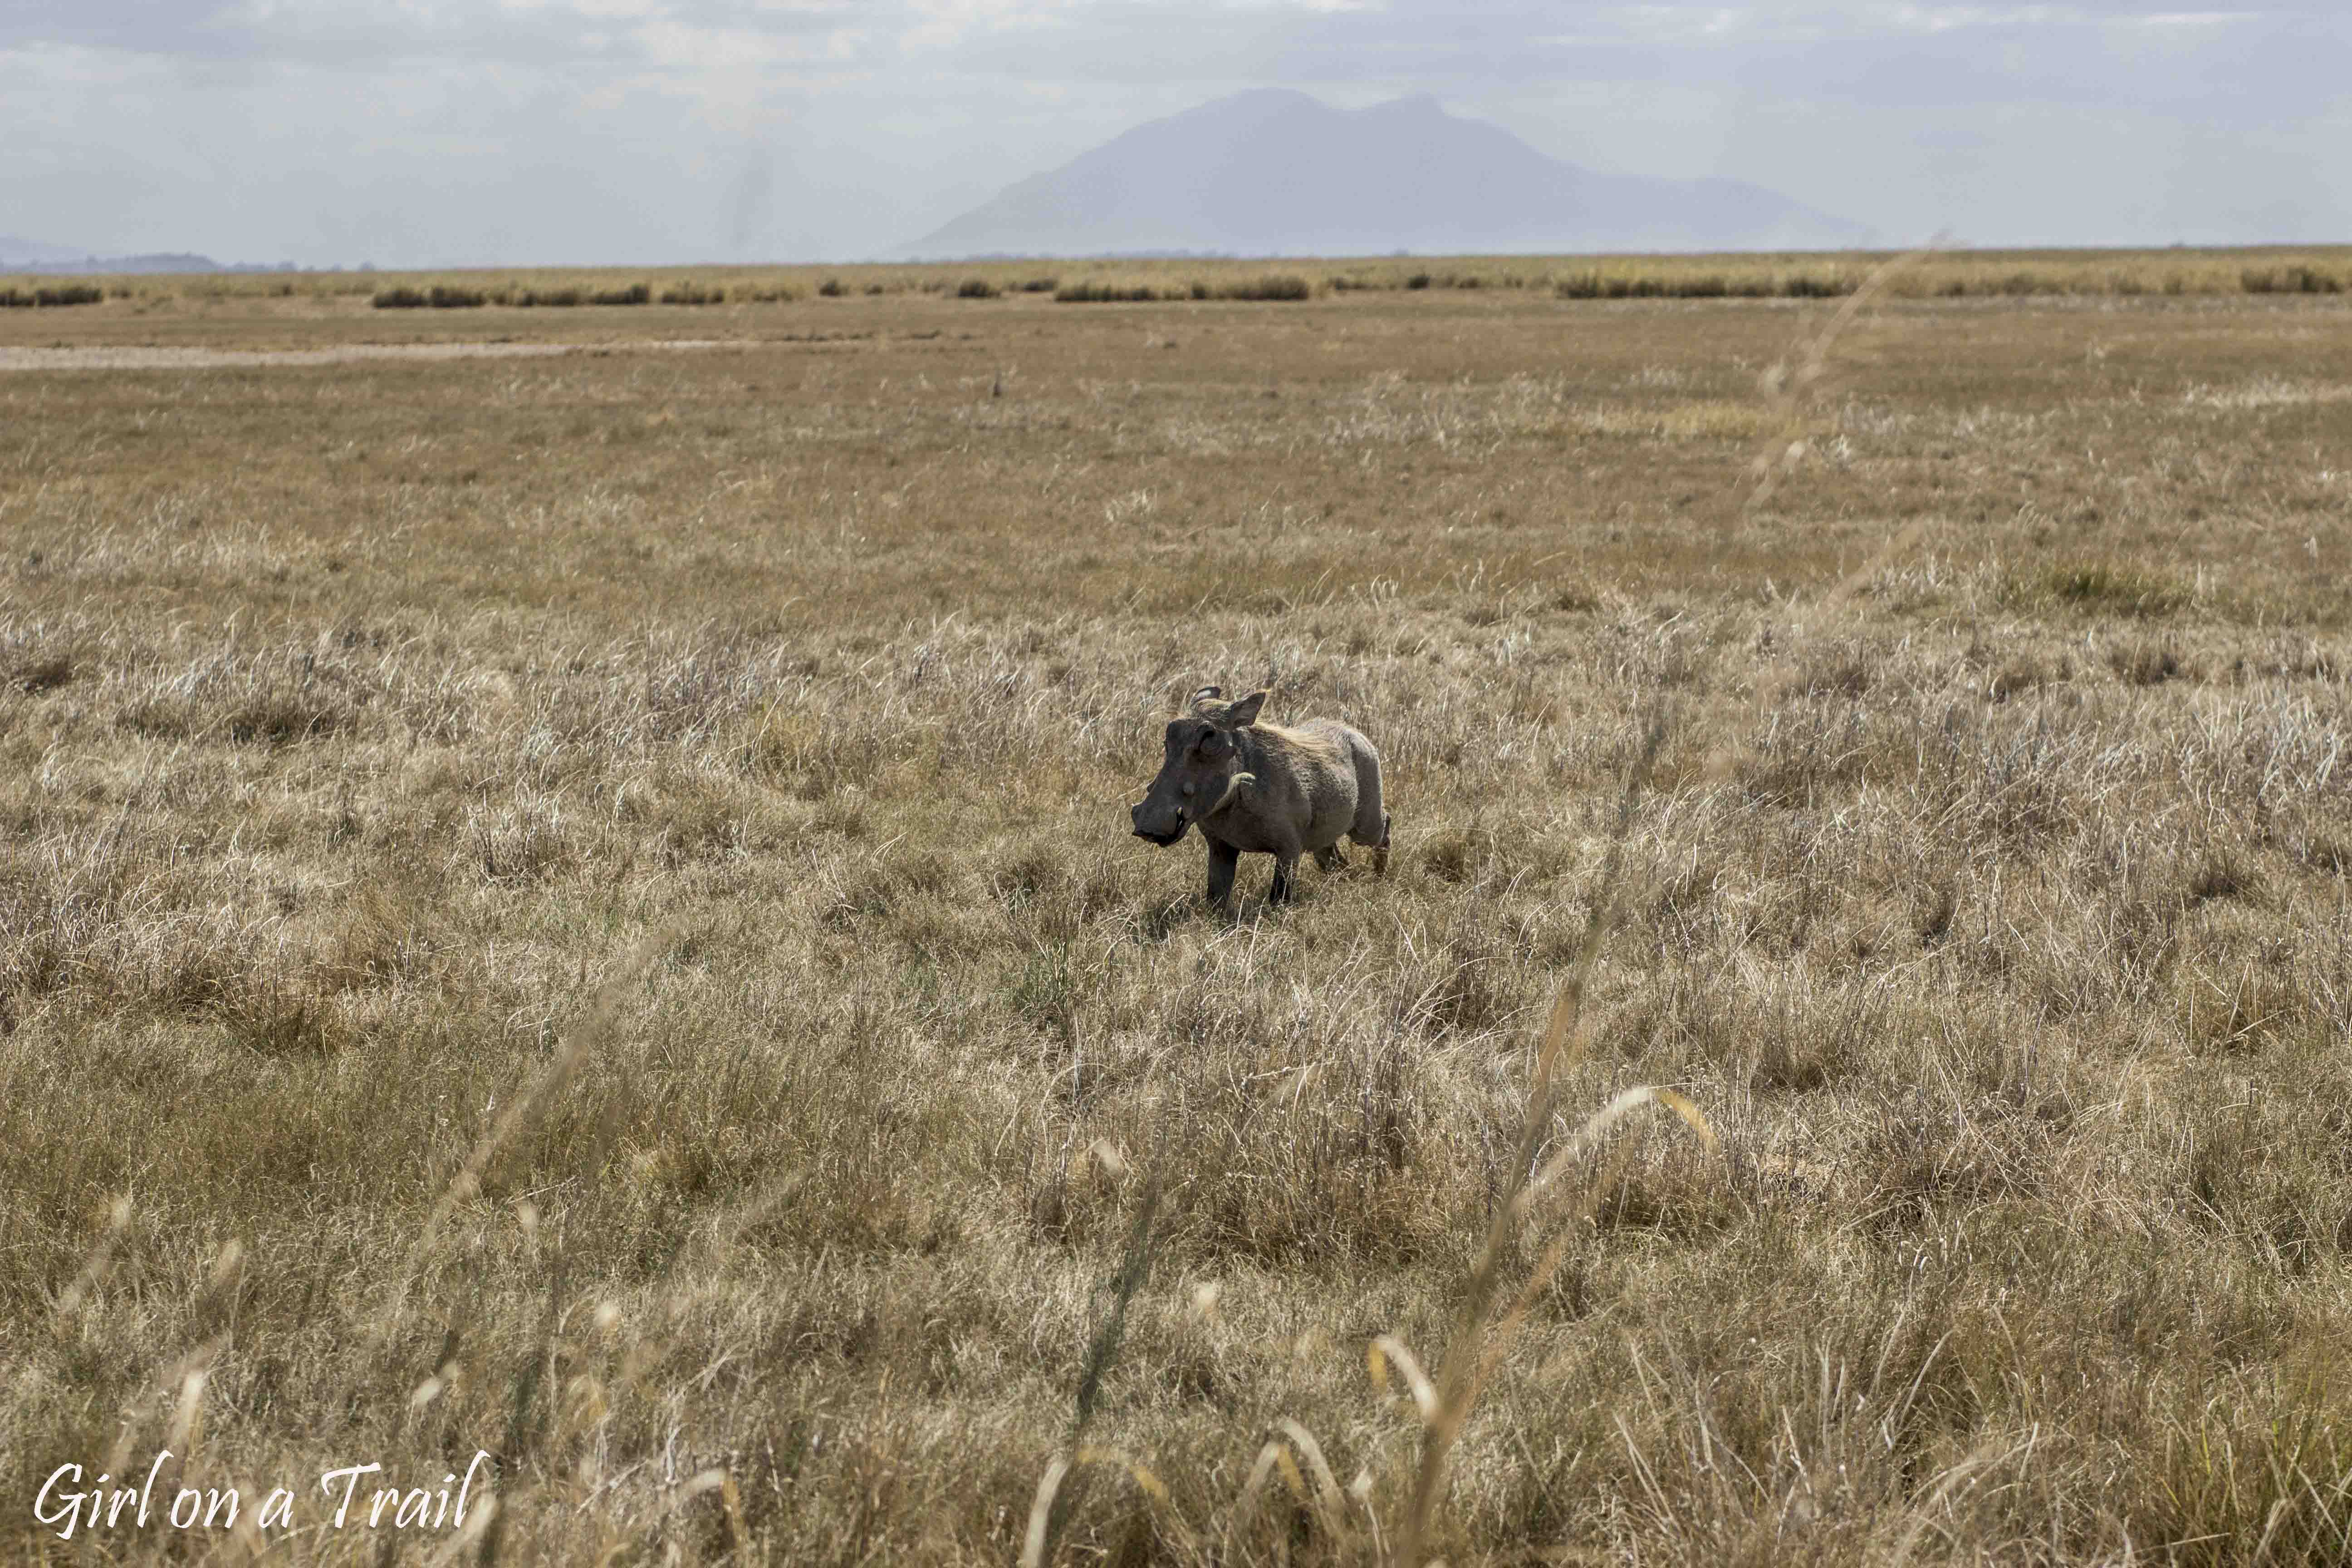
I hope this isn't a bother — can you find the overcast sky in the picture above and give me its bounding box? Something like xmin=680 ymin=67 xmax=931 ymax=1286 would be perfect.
xmin=3 ymin=0 xmax=2346 ymax=266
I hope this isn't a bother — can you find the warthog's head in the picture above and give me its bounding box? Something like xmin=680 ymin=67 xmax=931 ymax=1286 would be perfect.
xmin=1129 ymin=685 xmax=1267 ymax=846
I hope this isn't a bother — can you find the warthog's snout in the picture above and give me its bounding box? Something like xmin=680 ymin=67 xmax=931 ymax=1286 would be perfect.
xmin=1132 ymin=768 xmax=1256 ymax=847
xmin=1130 ymin=798 xmax=1189 ymax=846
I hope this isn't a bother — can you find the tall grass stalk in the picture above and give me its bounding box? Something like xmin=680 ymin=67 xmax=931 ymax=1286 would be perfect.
xmin=1019 ymin=1142 xmax=1167 ymax=1567
xmin=1388 ymin=248 xmax=1950 ymax=1568
xmin=1744 ymin=244 xmax=1935 ymax=514
xmin=368 ymin=927 xmax=674 ymax=1354
xmin=1387 ymin=717 xmax=1714 ymax=1566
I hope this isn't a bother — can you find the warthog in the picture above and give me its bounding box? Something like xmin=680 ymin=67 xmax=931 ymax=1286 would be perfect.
xmin=1129 ymin=686 xmax=1391 ymax=908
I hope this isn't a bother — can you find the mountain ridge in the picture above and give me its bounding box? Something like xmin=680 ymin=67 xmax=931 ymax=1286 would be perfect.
xmin=904 ymin=89 xmax=1869 ymax=260
xmin=0 ymin=235 xmax=292 ymax=274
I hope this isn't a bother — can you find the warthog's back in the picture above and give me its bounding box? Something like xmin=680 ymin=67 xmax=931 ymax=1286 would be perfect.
xmin=1232 ymin=717 xmax=1383 ymax=855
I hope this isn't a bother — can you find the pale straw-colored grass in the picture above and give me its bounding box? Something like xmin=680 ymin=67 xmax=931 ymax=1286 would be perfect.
xmin=10 ymin=266 xmax=2352 ymax=1565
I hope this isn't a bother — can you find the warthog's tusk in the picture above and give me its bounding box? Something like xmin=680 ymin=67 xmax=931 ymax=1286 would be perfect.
xmin=1200 ymin=771 xmax=1255 ymax=818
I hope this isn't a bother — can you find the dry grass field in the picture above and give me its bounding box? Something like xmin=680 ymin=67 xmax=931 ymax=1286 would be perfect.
xmin=5 ymin=261 xmax=2352 ymax=1565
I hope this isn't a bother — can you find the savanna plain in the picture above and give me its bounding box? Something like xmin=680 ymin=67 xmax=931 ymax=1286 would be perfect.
xmin=5 ymin=259 xmax=2352 ymax=1566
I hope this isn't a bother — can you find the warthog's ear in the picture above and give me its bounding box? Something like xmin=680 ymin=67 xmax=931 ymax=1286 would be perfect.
xmin=1226 ymin=689 xmax=1269 ymax=727
xmin=1188 ymin=685 xmax=1223 ymax=714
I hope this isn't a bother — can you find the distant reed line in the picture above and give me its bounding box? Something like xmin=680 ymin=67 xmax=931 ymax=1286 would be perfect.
xmin=0 ymin=284 xmax=105 ymax=308
xmin=8 ymin=247 xmax=2348 ymax=309
xmin=366 ymin=257 xmax=2351 ymax=308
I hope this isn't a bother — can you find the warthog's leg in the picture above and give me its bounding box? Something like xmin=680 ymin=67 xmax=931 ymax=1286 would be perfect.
xmin=1205 ymin=838 xmax=1240 ymax=911
xmin=1372 ymin=812 xmax=1392 ymax=878
xmin=1269 ymin=852 xmax=1300 ymax=905
xmin=1314 ymin=845 xmax=1347 ymax=873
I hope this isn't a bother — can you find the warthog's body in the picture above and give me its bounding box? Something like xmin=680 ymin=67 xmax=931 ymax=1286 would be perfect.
xmin=1129 ymin=686 xmax=1390 ymax=908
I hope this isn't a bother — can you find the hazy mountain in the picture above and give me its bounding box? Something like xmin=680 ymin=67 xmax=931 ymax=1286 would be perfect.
xmin=13 ymin=253 xmax=239 ymax=274
xmin=0 ymin=234 xmax=100 ymax=266
xmin=906 ymin=90 xmax=1867 ymax=260
xmin=0 ymin=235 xmax=280 ymax=274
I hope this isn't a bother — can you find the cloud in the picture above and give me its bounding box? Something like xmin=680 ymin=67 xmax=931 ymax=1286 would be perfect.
xmin=0 ymin=0 xmax=2344 ymax=262
xmin=1731 ymin=13 xmax=2352 ymax=115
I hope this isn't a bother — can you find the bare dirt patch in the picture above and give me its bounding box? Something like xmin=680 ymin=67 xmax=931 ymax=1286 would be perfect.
xmin=0 ymin=337 xmax=760 ymax=372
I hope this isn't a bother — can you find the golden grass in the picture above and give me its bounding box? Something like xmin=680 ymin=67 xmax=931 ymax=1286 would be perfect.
xmin=5 ymin=268 xmax=2352 ymax=1563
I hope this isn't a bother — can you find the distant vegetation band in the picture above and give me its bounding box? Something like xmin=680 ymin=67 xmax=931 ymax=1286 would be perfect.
xmin=4 ymin=250 xmax=2347 ymax=309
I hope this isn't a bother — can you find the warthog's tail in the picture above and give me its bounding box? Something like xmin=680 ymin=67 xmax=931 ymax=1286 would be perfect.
xmin=1345 ymin=730 xmax=1389 ymax=875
